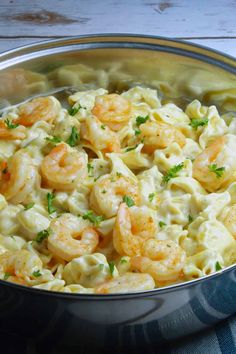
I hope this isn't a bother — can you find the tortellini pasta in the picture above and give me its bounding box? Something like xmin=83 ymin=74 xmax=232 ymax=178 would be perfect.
xmin=0 ymin=85 xmax=235 ymax=294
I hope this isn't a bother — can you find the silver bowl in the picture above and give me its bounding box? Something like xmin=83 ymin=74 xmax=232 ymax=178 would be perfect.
xmin=0 ymin=35 xmax=235 ymax=351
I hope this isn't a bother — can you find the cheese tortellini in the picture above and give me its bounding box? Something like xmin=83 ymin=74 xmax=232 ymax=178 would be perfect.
xmin=0 ymin=86 xmax=235 ymax=294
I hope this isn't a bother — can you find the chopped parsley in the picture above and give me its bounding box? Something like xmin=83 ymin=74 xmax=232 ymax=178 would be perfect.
xmin=136 ymin=115 xmax=149 ymax=127
xmin=116 ymin=172 xmax=122 ymax=177
xmin=82 ymin=211 xmax=104 ymax=226
xmin=67 ymin=104 xmax=84 ymax=116
xmin=32 ymin=270 xmax=42 ymax=278
xmin=108 ymin=262 xmax=115 ymax=276
xmin=123 ymin=195 xmax=135 ymax=207
xmin=162 ymin=162 xmax=184 ymax=184
xmin=4 ymin=118 xmax=19 ymax=129
xmin=87 ymin=163 xmax=94 ymax=175
xmin=148 ymin=193 xmax=155 ymax=202
xmin=188 ymin=215 xmax=193 ymax=223
xmin=45 ymin=136 xmax=62 ymax=144
xmin=24 ymin=203 xmax=35 ymax=211
xmin=66 ymin=126 xmax=80 ymax=147
xmin=159 ymin=221 xmax=166 ymax=228
xmin=134 ymin=129 xmax=141 ymax=136
xmin=35 ymin=229 xmax=51 ymax=243
xmin=120 ymin=258 xmax=128 ymax=264
xmin=208 ymin=164 xmax=225 ymax=178
xmin=3 ymin=272 xmax=12 ymax=280
xmin=101 ymin=124 xmax=106 ymax=130
xmin=125 ymin=144 xmax=138 ymax=152
xmin=189 ymin=118 xmax=208 ymax=130
xmin=47 ymin=193 xmax=56 ymax=214
xmin=102 ymin=189 xmax=107 ymax=194
xmin=215 ymin=261 xmax=222 ymax=271
xmin=98 ymin=264 xmax=104 ymax=271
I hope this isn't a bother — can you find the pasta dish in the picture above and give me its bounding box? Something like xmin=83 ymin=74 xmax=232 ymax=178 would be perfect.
xmin=0 ymin=86 xmax=235 ymax=294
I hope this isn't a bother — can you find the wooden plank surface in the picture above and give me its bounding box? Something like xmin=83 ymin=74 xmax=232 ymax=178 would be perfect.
xmin=0 ymin=0 xmax=236 ymax=38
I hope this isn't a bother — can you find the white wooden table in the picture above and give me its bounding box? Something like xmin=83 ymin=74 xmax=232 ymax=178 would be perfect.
xmin=0 ymin=0 xmax=236 ymax=57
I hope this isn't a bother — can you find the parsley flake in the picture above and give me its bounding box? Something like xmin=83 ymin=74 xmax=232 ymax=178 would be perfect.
xmin=120 ymin=258 xmax=128 ymax=264
xmin=24 ymin=203 xmax=35 ymax=211
xmin=148 ymin=193 xmax=155 ymax=202
xmin=32 ymin=270 xmax=42 ymax=278
xmin=159 ymin=221 xmax=166 ymax=228
xmin=45 ymin=136 xmax=62 ymax=144
xmin=47 ymin=193 xmax=56 ymax=214
xmin=123 ymin=195 xmax=135 ymax=207
xmin=35 ymin=229 xmax=51 ymax=243
xmin=189 ymin=118 xmax=209 ymax=130
xmin=3 ymin=272 xmax=12 ymax=280
xmin=188 ymin=215 xmax=193 ymax=223
xmin=208 ymin=164 xmax=225 ymax=178
xmin=162 ymin=163 xmax=184 ymax=184
xmin=125 ymin=144 xmax=138 ymax=152
xmin=134 ymin=129 xmax=141 ymax=136
xmin=215 ymin=261 xmax=222 ymax=271
xmin=116 ymin=172 xmax=122 ymax=177
xmin=108 ymin=262 xmax=115 ymax=276
xmin=136 ymin=115 xmax=149 ymax=127
xmin=98 ymin=264 xmax=104 ymax=271
xmin=4 ymin=119 xmax=19 ymax=129
xmin=82 ymin=211 xmax=104 ymax=226
xmin=87 ymin=163 xmax=94 ymax=175
xmin=66 ymin=126 xmax=80 ymax=147
xmin=101 ymin=125 xmax=106 ymax=130
xmin=68 ymin=104 xmax=84 ymax=116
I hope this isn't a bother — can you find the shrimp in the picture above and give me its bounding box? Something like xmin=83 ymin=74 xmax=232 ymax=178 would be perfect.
xmin=130 ymin=239 xmax=186 ymax=284
xmin=0 ymin=150 xmax=36 ymax=204
xmin=223 ymin=204 xmax=236 ymax=239
xmin=80 ymin=115 xmax=120 ymax=153
xmin=41 ymin=143 xmax=87 ymax=190
xmin=0 ymin=249 xmax=42 ymax=283
xmin=95 ymin=272 xmax=155 ymax=294
xmin=113 ymin=203 xmax=157 ymax=257
xmin=16 ymin=96 xmax=60 ymax=127
xmin=48 ymin=214 xmax=99 ymax=262
xmin=140 ymin=121 xmax=186 ymax=153
xmin=0 ymin=120 xmax=26 ymax=140
xmin=90 ymin=174 xmax=140 ymax=218
xmin=92 ymin=94 xmax=131 ymax=131
xmin=193 ymin=134 xmax=236 ymax=192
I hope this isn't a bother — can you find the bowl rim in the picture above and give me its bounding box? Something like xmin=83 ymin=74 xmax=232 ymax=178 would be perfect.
xmin=0 ymin=33 xmax=235 ymax=299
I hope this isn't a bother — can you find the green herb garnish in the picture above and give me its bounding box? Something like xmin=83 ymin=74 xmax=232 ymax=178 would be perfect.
xmin=189 ymin=118 xmax=208 ymax=130
xmin=3 ymin=272 xmax=12 ymax=280
xmin=45 ymin=136 xmax=62 ymax=144
xmin=87 ymin=163 xmax=94 ymax=175
xmin=32 ymin=270 xmax=42 ymax=278
xmin=159 ymin=221 xmax=166 ymax=228
xmin=35 ymin=229 xmax=51 ymax=243
xmin=82 ymin=211 xmax=104 ymax=226
xmin=101 ymin=125 xmax=106 ymax=130
xmin=136 ymin=115 xmax=149 ymax=127
xmin=108 ymin=262 xmax=115 ymax=276
xmin=123 ymin=195 xmax=135 ymax=207
xmin=134 ymin=129 xmax=141 ymax=136
xmin=162 ymin=162 xmax=184 ymax=184
xmin=188 ymin=215 xmax=193 ymax=223
xmin=24 ymin=203 xmax=35 ymax=211
xmin=68 ymin=104 xmax=84 ymax=116
xmin=116 ymin=172 xmax=122 ymax=177
xmin=4 ymin=119 xmax=19 ymax=129
xmin=148 ymin=193 xmax=155 ymax=202
xmin=125 ymin=144 xmax=138 ymax=152
xmin=208 ymin=164 xmax=225 ymax=178
xmin=47 ymin=193 xmax=56 ymax=214
xmin=120 ymin=258 xmax=128 ymax=264
xmin=215 ymin=261 xmax=222 ymax=271
xmin=66 ymin=126 xmax=79 ymax=147
xmin=98 ymin=264 xmax=104 ymax=271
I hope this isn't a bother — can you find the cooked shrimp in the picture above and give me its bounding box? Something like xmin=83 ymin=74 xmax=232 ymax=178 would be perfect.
xmin=0 ymin=150 xmax=36 ymax=204
xmin=48 ymin=214 xmax=99 ymax=262
xmin=17 ymin=96 xmax=60 ymax=127
xmin=95 ymin=272 xmax=155 ymax=294
xmin=193 ymin=134 xmax=236 ymax=192
xmin=130 ymin=239 xmax=186 ymax=284
xmin=92 ymin=94 xmax=131 ymax=131
xmin=41 ymin=143 xmax=87 ymax=190
xmin=140 ymin=121 xmax=186 ymax=153
xmin=80 ymin=115 xmax=120 ymax=153
xmin=113 ymin=203 xmax=157 ymax=257
xmin=223 ymin=204 xmax=236 ymax=239
xmin=0 ymin=249 xmax=42 ymax=282
xmin=90 ymin=174 xmax=140 ymax=218
xmin=0 ymin=120 xmax=26 ymax=140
